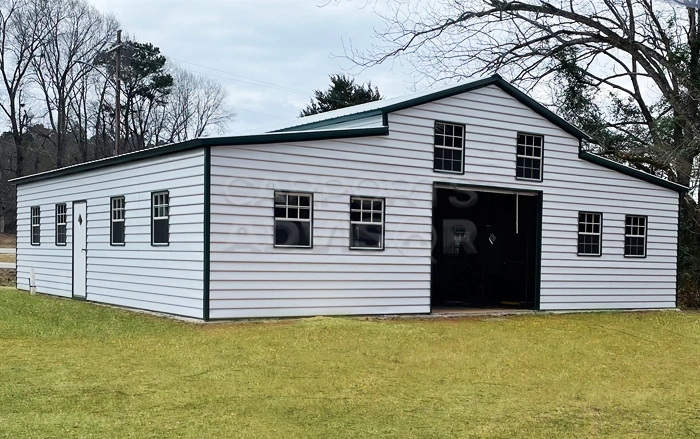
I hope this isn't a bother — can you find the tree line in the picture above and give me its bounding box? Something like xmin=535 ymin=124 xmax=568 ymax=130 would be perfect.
xmin=0 ymin=0 xmax=233 ymax=232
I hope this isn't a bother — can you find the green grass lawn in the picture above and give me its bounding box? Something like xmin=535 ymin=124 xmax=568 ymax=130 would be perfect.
xmin=1 ymin=288 xmax=699 ymax=438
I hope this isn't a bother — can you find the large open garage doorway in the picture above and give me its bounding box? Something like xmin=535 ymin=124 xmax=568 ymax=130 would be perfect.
xmin=431 ymin=184 xmax=542 ymax=311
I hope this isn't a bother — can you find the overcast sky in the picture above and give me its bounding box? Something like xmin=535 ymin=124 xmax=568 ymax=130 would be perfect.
xmin=87 ymin=0 xmax=419 ymax=135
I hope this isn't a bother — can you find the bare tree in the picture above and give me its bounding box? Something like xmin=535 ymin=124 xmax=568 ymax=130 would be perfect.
xmin=160 ymin=65 xmax=233 ymax=143
xmin=85 ymin=75 xmax=116 ymax=159
xmin=66 ymin=68 xmax=105 ymax=163
xmin=0 ymin=0 xmax=52 ymax=178
xmin=31 ymin=0 xmax=118 ymax=167
xmin=352 ymin=0 xmax=700 ymax=187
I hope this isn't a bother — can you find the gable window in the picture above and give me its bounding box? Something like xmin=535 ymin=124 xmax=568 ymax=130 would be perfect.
xmin=31 ymin=206 xmax=40 ymax=246
xmin=578 ymin=212 xmax=602 ymax=256
xmin=152 ymin=191 xmax=169 ymax=246
xmin=516 ymin=133 xmax=543 ymax=181
xmin=350 ymin=197 xmax=384 ymax=250
xmin=274 ymin=192 xmax=312 ymax=248
xmin=111 ymin=197 xmax=125 ymax=246
xmin=624 ymin=215 xmax=647 ymax=258
xmin=434 ymin=121 xmax=465 ymax=174
xmin=55 ymin=204 xmax=67 ymax=246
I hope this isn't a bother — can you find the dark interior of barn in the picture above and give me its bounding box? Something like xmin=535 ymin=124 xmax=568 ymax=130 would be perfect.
xmin=431 ymin=186 xmax=540 ymax=310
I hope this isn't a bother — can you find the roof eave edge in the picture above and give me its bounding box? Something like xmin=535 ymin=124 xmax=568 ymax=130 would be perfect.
xmin=579 ymin=150 xmax=688 ymax=193
xmin=11 ymin=126 xmax=389 ymax=185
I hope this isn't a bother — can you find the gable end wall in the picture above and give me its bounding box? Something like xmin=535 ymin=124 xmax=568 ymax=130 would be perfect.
xmin=209 ymin=85 xmax=678 ymax=318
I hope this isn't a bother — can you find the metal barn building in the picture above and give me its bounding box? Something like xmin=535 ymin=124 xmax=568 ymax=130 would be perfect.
xmin=12 ymin=75 xmax=687 ymax=320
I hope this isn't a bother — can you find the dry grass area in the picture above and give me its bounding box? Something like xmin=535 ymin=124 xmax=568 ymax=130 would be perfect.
xmin=0 ymin=254 xmax=15 ymax=264
xmin=1 ymin=288 xmax=699 ymax=438
xmin=0 ymin=270 xmax=15 ymax=287
xmin=0 ymin=233 xmax=15 ymax=248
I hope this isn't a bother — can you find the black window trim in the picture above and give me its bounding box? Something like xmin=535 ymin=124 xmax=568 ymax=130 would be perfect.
xmin=30 ymin=206 xmax=40 ymax=246
xmin=151 ymin=190 xmax=170 ymax=247
xmin=349 ymin=196 xmax=386 ymax=251
xmin=624 ymin=214 xmax=648 ymax=259
xmin=433 ymin=120 xmax=466 ymax=175
xmin=515 ymin=132 xmax=545 ymax=182
xmin=577 ymin=211 xmax=603 ymax=257
xmin=110 ymin=196 xmax=126 ymax=247
xmin=55 ymin=203 xmax=67 ymax=246
xmin=273 ymin=191 xmax=314 ymax=249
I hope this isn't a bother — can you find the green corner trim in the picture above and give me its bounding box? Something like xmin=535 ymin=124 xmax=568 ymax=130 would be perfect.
xmin=203 ymin=147 xmax=211 ymax=322
xmin=676 ymin=192 xmax=681 ymax=309
xmin=579 ymin=150 xmax=688 ymax=193
xmin=11 ymin=126 xmax=389 ymax=185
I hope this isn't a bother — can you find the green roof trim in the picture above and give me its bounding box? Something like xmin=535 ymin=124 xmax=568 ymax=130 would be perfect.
xmin=579 ymin=150 xmax=688 ymax=193
xmin=275 ymin=109 xmax=385 ymax=132
xmin=275 ymin=75 xmax=592 ymax=141
xmin=11 ymin=126 xmax=389 ymax=185
xmin=12 ymin=75 xmax=685 ymax=194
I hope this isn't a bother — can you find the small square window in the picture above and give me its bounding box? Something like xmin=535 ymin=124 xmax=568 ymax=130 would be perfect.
xmin=274 ymin=192 xmax=312 ymax=248
xmin=624 ymin=215 xmax=647 ymax=257
xmin=578 ymin=212 xmax=602 ymax=256
xmin=434 ymin=121 xmax=465 ymax=174
xmin=350 ymin=197 xmax=384 ymax=250
xmin=55 ymin=204 xmax=67 ymax=246
xmin=516 ymin=133 xmax=544 ymax=181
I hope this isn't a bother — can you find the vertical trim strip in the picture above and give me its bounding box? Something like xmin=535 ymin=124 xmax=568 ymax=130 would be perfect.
xmin=429 ymin=184 xmax=435 ymax=314
xmin=534 ymin=192 xmax=543 ymax=311
xmin=203 ymin=147 xmax=211 ymax=321
xmin=676 ymin=192 xmax=681 ymax=309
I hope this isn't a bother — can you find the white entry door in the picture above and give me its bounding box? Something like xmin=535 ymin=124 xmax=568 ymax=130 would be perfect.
xmin=72 ymin=201 xmax=87 ymax=299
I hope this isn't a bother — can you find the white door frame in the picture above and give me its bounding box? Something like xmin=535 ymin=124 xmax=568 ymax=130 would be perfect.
xmin=72 ymin=200 xmax=87 ymax=299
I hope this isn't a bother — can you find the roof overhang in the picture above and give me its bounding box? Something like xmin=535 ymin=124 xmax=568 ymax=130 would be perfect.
xmin=579 ymin=150 xmax=688 ymax=193
xmin=12 ymin=76 xmax=688 ymax=195
xmin=275 ymin=75 xmax=593 ymax=142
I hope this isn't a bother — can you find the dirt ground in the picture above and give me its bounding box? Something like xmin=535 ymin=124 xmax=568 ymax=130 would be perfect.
xmin=0 ymin=270 xmax=16 ymax=287
xmin=0 ymin=234 xmax=16 ymax=248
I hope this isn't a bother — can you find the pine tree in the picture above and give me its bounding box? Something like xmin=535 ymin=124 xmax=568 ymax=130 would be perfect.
xmin=300 ymin=74 xmax=381 ymax=116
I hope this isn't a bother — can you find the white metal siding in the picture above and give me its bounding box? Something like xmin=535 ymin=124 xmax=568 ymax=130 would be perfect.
xmin=208 ymin=167 xmax=432 ymax=319
xmin=391 ymin=86 xmax=678 ymax=310
xmin=210 ymin=85 xmax=677 ymax=318
xmin=16 ymin=149 xmax=205 ymax=318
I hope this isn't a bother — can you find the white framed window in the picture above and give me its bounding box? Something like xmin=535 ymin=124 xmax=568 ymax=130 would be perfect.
xmin=578 ymin=212 xmax=602 ymax=256
xmin=434 ymin=121 xmax=465 ymax=173
xmin=111 ymin=197 xmax=125 ymax=246
xmin=152 ymin=191 xmax=169 ymax=246
xmin=350 ymin=197 xmax=384 ymax=250
xmin=516 ymin=133 xmax=543 ymax=181
xmin=55 ymin=204 xmax=67 ymax=246
xmin=31 ymin=206 xmax=40 ymax=246
xmin=624 ymin=215 xmax=647 ymax=258
xmin=274 ymin=192 xmax=312 ymax=248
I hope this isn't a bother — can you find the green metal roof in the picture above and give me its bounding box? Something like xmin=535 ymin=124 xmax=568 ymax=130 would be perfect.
xmin=10 ymin=127 xmax=389 ymax=185
xmin=579 ymin=151 xmax=688 ymax=193
xmin=11 ymin=75 xmax=688 ymax=193
xmin=275 ymin=75 xmax=592 ymax=141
